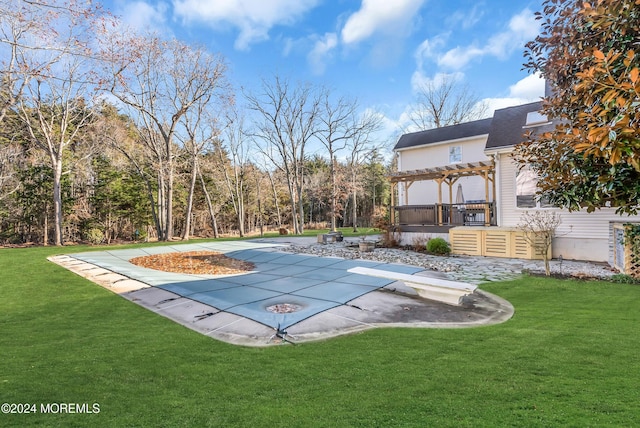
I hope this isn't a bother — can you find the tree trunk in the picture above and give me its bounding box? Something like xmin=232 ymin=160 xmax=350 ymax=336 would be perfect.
xmin=295 ymin=173 xmax=305 ymax=234
xmin=285 ymin=177 xmax=298 ymax=234
xmin=199 ymin=167 xmax=219 ymax=238
xmin=182 ymin=157 xmax=199 ymax=241
xmin=146 ymin=176 xmax=162 ymax=241
xmin=43 ymin=204 xmax=48 ymax=246
xmin=330 ymin=156 xmax=337 ymax=232
xmin=52 ymin=157 xmax=63 ymax=246
xmin=544 ymin=256 xmax=551 ymax=276
xmin=352 ymin=171 xmax=358 ymax=232
xmin=256 ymin=175 xmax=264 ymax=237
xmin=237 ymin=179 xmax=245 ymax=237
xmin=233 ymin=160 xmax=246 ymax=236
xmin=267 ymin=171 xmax=282 ymax=227
xmin=166 ymin=162 xmax=174 ymax=240
xmin=157 ymin=176 xmax=166 ymax=240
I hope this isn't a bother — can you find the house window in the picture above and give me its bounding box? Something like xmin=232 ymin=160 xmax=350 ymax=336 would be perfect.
xmin=449 ymin=146 xmax=462 ymax=163
xmin=516 ymin=167 xmax=553 ymax=208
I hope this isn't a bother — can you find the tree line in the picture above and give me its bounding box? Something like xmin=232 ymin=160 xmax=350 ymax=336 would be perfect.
xmin=0 ymin=0 xmax=389 ymax=246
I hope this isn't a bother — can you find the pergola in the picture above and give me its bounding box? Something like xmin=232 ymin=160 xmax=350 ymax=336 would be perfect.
xmin=389 ymin=160 xmax=496 ymax=226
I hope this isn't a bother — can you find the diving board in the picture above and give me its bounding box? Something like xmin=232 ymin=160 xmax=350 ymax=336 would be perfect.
xmin=347 ymin=266 xmax=477 ymax=306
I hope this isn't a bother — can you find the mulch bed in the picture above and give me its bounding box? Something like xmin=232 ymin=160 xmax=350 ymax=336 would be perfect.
xmin=129 ymin=251 xmax=255 ymax=275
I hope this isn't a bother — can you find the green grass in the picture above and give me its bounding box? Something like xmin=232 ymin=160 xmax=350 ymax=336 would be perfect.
xmin=1 ymin=243 xmax=639 ymax=427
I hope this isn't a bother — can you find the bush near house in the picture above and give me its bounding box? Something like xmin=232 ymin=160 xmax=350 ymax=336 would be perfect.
xmin=426 ymin=237 xmax=451 ymax=255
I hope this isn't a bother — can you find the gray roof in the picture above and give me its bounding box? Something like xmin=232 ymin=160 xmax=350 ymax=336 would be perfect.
xmin=394 ymin=101 xmax=557 ymax=152
xmin=393 ymin=117 xmax=493 ymax=150
xmin=485 ymin=101 xmax=556 ymax=150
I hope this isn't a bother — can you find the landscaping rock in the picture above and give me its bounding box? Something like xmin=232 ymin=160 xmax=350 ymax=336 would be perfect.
xmin=279 ymin=239 xmax=617 ymax=284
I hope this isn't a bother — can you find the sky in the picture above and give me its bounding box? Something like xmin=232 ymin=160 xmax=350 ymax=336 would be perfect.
xmin=103 ymin=0 xmax=547 ymax=147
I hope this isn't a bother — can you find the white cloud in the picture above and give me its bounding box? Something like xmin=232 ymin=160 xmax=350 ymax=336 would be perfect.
xmin=117 ymin=1 xmax=170 ymax=34
xmin=509 ymin=72 xmax=545 ymax=100
xmin=414 ymin=34 xmax=448 ymax=70
xmin=446 ymin=5 xmax=483 ymax=30
xmin=307 ymin=33 xmax=338 ymax=75
xmin=438 ymin=45 xmax=484 ymax=69
xmin=172 ymin=0 xmax=320 ymax=50
xmin=480 ymin=72 xmax=545 ymax=116
xmin=508 ymin=9 xmax=540 ymax=39
xmin=437 ymin=8 xmax=539 ymax=70
xmin=410 ymin=71 xmax=464 ymax=94
xmin=341 ymin=0 xmax=426 ymax=45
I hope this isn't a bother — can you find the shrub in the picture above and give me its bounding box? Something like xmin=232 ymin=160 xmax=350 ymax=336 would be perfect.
xmin=411 ymin=235 xmax=430 ymax=252
xmin=86 ymin=228 xmax=104 ymax=245
xmin=426 ymin=237 xmax=450 ymax=255
xmin=611 ymin=274 xmax=640 ymax=285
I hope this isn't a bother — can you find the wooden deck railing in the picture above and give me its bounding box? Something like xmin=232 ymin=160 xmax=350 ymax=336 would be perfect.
xmin=393 ymin=202 xmax=496 ymax=227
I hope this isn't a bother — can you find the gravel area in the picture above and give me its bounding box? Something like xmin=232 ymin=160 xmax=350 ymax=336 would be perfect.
xmin=280 ymin=239 xmax=618 ymax=284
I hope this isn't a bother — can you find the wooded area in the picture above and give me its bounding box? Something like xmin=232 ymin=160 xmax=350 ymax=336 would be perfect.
xmin=0 ymin=0 xmax=391 ymax=245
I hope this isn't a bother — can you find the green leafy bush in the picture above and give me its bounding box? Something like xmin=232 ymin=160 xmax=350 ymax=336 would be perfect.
xmin=426 ymin=237 xmax=450 ymax=255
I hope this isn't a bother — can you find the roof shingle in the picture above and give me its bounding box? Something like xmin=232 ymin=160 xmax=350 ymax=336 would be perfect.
xmin=393 ymin=117 xmax=493 ymax=150
xmin=485 ymin=101 xmax=556 ymax=149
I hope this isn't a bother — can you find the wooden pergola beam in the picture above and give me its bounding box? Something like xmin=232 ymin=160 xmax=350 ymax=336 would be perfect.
xmin=389 ymin=160 xmax=495 ymax=184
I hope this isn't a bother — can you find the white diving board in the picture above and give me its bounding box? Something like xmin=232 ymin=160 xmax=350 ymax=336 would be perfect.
xmin=348 ymin=266 xmax=477 ymax=306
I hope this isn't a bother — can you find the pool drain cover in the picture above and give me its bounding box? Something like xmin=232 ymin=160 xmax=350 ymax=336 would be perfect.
xmin=266 ymin=303 xmax=303 ymax=313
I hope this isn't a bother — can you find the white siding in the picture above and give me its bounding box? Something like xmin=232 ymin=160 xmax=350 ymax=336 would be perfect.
xmin=398 ymin=136 xmax=490 ymax=205
xmin=497 ymin=151 xmax=640 ymax=261
xmin=399 ymin=136 xmax=488 ymax=170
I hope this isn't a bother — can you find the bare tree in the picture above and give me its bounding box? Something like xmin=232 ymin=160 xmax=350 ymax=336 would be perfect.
xmin=216 ymin=110 xmax=252 ymax=236
xmin=103 ymin=33 xmax=227 ymax=240
xmin=408 ymin=74 xmax=487 ymax=130
xmin=345 ymin=110 xmax=384 ymax=231
xmin=180 ymin=101 xmax=214 ymax=241
xmin=0 ymin=0 xmax=78 ymax=123
xmin=177 ymin=61 xmax=230 ymax=241
xmin=518 ymin=211 xmax=562 ymax=276
xmin=196 ymin=151 xmax=228 ymax=239
xmin=316 ymin=90 xmax=361 ymax=232
xmin=245 ymin=76 xmax=321 ymax=234
xmin=11 ymin=0 xmax=103 ymax=245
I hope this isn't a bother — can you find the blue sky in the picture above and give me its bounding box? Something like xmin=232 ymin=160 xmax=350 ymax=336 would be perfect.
xmin=103 ymin=0 xmax=546 ymax=143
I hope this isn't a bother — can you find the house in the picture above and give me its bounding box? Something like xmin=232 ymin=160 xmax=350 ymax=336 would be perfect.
xmin=391 ymin=101 xmax=640 ymax=263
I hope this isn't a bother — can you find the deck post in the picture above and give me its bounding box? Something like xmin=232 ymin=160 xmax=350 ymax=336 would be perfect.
xmin=448 ymin=182 xmax=454 ymax=224
xmin=484 ymin=170 xmax=491 ymax=226
xmin=436 ymin=179 xmax=443 ymax=225
xmin=390 ymin=183 xmax=396 ymax=225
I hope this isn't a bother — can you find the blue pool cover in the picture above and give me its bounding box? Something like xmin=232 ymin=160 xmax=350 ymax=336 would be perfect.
xmin=70 ymin=241 xmax=423 ymax=330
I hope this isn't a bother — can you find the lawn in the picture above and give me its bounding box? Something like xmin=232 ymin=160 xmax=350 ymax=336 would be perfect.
xmin=1 ymin=242 xmax=639 ymax=427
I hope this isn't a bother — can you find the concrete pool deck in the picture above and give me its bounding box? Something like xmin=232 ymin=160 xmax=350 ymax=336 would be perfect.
xmin=49 ymin=239 xmax=514 ymax=346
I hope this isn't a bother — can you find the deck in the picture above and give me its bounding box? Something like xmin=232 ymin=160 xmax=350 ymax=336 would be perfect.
xmin=392 ymin=202 xmax=496 ymax=230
